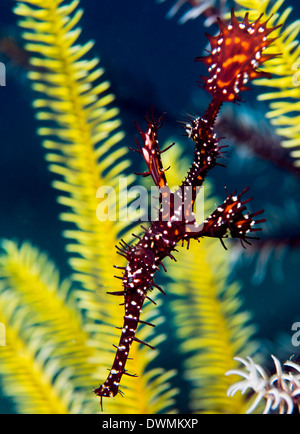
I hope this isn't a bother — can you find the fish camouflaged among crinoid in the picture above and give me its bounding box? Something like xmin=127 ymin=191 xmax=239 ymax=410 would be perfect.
xmin=94 ymin=9 xmax=280 ymax=408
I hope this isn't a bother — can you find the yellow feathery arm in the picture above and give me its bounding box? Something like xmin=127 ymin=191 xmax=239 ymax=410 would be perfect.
xmin=233 ymin=0 xmax=300 ymax=166
xmin=13 ymin=0 xmax=177 ymax=413
xmin=161 ymin=144 xmax=257 ymax=413
xmin=13 ymin=0 xmax=128 ymax=371
xmin=0 ymin=240 xmax=102 ymax=413
xmin=168 ymin=239 xmax=257 ymax=414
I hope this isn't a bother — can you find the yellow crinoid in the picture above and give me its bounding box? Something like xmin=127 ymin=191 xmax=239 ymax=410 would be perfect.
xmin=0 ymin=0 xmax=179 ymax=414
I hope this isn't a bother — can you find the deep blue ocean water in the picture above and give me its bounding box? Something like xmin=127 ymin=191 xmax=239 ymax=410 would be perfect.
xmin=0 ymin=0 xmax=300 ymax=413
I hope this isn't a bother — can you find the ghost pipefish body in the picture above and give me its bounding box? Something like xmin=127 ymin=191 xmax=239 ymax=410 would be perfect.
xmin=94 ymin=9 xmax=280 ymax=408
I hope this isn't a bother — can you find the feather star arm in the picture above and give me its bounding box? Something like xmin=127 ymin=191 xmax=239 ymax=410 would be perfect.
xmin=94 ymin=9 xmax=280 ymax=407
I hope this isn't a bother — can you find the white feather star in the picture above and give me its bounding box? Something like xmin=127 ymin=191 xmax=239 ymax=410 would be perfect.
xmin=226 ymin=355 xmax=300 ymax=414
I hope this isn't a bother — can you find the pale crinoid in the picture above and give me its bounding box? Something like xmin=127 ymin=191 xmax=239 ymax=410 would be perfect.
xmin=226 ymin=355 xmax=300 ymax=414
